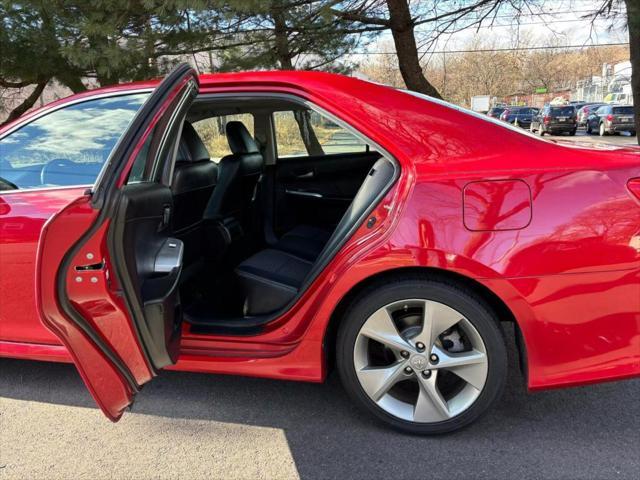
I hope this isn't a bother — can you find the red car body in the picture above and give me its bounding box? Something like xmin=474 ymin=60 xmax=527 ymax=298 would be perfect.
xmin=1 ymin=70 xmax=639 ymax=420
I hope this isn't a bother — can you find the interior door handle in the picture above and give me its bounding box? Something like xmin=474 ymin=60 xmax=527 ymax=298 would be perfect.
xmin=294 ymin=171 xmax=314 ymax=179
xmin=285 ymin=189 xmax=323 ymax=199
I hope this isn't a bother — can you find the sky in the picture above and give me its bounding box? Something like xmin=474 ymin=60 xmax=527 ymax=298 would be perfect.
xmin=348 ymin=0 xmax=629 ymax=62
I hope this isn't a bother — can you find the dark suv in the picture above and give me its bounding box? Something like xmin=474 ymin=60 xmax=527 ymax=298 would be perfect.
xmin=586 ymin=105 xmax=636 ymax=136
xmin=499 ymin=106 xmax=538 ymax=128
xmin=530 ymin=105 xmax=577 ymax=136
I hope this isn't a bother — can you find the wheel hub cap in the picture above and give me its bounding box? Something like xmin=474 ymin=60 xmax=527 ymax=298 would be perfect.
xmin=409 ymin=354 xmax=428 ymax=371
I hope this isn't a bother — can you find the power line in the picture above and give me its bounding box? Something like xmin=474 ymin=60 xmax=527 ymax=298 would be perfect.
xmin=462 ymin=8 xmax=625 ymax=20
xmin=354 ymin=42 xmax=628 ymax=55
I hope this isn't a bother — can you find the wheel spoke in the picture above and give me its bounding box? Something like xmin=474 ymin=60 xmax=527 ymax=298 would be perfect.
xmin=357 ymin=361 xmax=408 ymax=401
xmin=414 ymin=371 xmax=450 ymax=422
xmin=414 ymin=300 xmax=463 ymax=350
xmin=432 ymin=345 xmax=488 ymax=390
xmin=360 ymin=307 xmax=413 ymax=353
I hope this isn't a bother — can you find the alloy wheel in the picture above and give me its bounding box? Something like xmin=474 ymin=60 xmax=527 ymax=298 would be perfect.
xmin=353 ymin=299 xmax=488 ymax=423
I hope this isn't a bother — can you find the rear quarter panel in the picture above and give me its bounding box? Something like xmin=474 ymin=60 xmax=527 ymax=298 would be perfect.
xmin=399 ymin=155 xmax=640 ymax=389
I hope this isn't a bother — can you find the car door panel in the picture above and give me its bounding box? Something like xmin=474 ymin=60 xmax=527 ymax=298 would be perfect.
xmin=110 ymin=182 xmax=183 ymax=369
xmin=275 ymin=151 xmax=378 ymax=233
xmin=37 ymin=64 xmax=198 ymax=420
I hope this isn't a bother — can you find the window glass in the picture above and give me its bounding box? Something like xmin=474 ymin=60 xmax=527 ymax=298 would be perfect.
xmin=549 ymin=106 xmax=575 ymax=116
xmin=612 ymin=106 xmax=633 ymax=115
xmin=0 ymin=93 xmax=148 ymax=190
xmin=273 ymin=109 xmax=368 ymax=158
xmin=192 ymin=114 xmax=254 ymax=162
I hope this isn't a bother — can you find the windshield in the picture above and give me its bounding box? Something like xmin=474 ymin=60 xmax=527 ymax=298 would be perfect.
xmin=0 ymin=93 xmax=149 ymax=190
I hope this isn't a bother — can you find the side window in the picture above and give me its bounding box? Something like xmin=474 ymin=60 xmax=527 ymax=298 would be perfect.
xmin=273 ymin=109 xmax=369 ymax=158
xmin=0 ymin=93 xmax=148 ymax=190
xmin=192 ymin=114 xmax=254 ymax=162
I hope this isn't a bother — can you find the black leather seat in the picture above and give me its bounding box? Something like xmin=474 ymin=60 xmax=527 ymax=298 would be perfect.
xmin=203 ymin=121 xmax=263 ymax=228
xmin=236 ymin=158 xmax=395 ymax=316
xmin=171 ymin=122 xmax=218 ymax=271
xmin=235 ymin=249 xmax=313 ymax=316
xmin=274 ymin=225 xmax=331 ymax=261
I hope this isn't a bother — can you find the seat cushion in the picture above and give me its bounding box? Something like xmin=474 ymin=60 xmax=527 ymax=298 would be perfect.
xmin=275 ymin=225 xmax=332 ymax=261
xmin=235 ymin=249 xmax=313 ymax=316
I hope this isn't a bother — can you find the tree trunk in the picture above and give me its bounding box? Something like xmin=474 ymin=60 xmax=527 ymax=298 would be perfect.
xmin=386 ymin=0 xmax=442 ymax=99
xmin=625 ymin=0 xmax=640 ymax=144
xmin=57 ymin=72 xmax=87 ymax=94
xmin=272 ymin=7 xmax=294 ymax=69
xmin=1 ymin=80 xmax=48 ymax=127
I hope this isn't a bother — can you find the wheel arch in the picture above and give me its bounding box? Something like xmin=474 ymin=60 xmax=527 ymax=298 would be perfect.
xmin=323 ymin=266 xmax=527 ymax=377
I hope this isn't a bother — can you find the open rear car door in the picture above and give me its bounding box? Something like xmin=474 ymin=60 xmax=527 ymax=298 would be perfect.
xmin=37 ymin=64 xmax=199 ymax=421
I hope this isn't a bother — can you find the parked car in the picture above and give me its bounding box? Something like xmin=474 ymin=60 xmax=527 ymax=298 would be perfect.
xmin=586 ymin=104 xmax=636 ymax=136
xmin=1 ymin=65 xmax=639 ymax=435
xmin=569 ymin=101 xmax=586 ymax=112
xmin=487 ymin=106 xmax=506 ymax=118
xmin=499 ymin=106 xmax=538 ymax=128
xmin=530 ymin=104 xmax=577 ymax=135
xmin=577 ymin=103 xmax=606 ymax=126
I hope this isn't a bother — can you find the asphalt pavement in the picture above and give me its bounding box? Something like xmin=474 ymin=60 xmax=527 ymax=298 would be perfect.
xmin=1 ymin=323 xmax=639 ymax=480
xmin=531 ymin=128 xmax=638 ymax=146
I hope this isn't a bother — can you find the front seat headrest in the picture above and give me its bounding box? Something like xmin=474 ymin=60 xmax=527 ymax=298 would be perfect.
xmin=181 ymin=122 xmax=210 ymax=162
xmin=226 ymin=121 xmax=259 ymax=155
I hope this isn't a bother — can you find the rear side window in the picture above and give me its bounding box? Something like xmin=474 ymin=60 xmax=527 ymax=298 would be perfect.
xmin=612 ymin=106 xmax=634 ymax=115
xmin=550 ymin=106 xmax=575 ymax=116
xmin=0 ymin=93 xmax=148 ymax=190
xmin=192 ymin=114 xmax=254 ymax=162
xmin=273 ymin=109 xmax=368 ymax=158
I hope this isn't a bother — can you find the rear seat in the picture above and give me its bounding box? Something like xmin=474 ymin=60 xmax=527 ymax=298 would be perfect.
xmin=235 ymin=249 xmax=313 ymax=316
xmin=274 ymin=225 xmax=332 ymax=261
xmin=236 ymin=157 xmax=395 ymax=316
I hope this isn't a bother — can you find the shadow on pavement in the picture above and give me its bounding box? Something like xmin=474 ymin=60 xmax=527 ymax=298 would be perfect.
xmin=1 ymin=324 xmax=638 ymax=479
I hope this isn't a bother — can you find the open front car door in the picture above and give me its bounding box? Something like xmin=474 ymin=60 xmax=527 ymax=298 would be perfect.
xmin=37 ymin=64 xmax=199 ymax=420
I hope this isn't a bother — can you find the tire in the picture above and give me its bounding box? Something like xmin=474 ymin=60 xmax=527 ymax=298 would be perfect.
xmin=336 ymin=277 xmax=508 ymax=435
xmin=599 ymin=122 xmax=608 ymax=136
xmin=630 ymin=131 xmax=637 ymax=137
xmin=569 ymin=129 xmax=576 ymax=136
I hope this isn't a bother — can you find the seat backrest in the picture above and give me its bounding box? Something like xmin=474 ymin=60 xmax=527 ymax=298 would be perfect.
xmin=203 ymin=121 xmax=264 ymax=225
xmin=172 ymin=122 xmax=218 ymax=234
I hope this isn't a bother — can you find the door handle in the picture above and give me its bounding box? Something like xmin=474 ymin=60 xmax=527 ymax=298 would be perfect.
xmin=294 ymin=170 xmax=314 ymax=179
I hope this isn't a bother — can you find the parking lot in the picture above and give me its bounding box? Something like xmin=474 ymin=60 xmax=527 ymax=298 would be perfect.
xmin=542 ymin=128 xmax=638 ymax=146
xmin=1 ymin=324 xmax=639 ymax=480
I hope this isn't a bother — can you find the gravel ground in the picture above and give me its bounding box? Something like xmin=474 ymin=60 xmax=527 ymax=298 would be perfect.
xmin=1 ymin=325 xmax=639 ymax=480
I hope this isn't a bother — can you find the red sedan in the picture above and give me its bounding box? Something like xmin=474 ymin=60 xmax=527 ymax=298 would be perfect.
xmin=1 ymin=66 xmax=639 ymax=434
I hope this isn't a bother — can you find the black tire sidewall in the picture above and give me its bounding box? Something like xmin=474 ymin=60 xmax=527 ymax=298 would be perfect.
xmin=336 ymin=279 xmax=508 ymax=435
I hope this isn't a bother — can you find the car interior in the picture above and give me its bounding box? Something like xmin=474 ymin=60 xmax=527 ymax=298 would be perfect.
xmin=149 ymin=95 xmax=396 ymax=334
